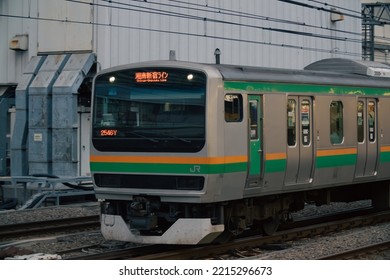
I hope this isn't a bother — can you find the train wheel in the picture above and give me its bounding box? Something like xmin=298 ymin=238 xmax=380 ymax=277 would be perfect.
xmin=261 ymin=217 xmax=280 ymax=236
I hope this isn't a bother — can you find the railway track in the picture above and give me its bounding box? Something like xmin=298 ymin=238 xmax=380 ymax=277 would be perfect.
xmin=0 ymin=215 xmax=100 ymax=239
xmin=319 ymin=240 xmax=390 ymax=260
xmin=66 ymin=209 xmax=390 ymax=260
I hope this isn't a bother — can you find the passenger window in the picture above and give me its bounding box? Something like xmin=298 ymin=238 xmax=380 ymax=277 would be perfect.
xmin=368 ymin=101 xmax=376 ymax=142
xmin=301 ymin=99 xmax=311 ymax=146
xmin=249 ymin=100 xmax=258 ymax=139
xmin=225 ymin=94 xmax=243 ymax=122
xmin=330 ymin=101 xmax=344 ymax=144
xmin=357 ymin=101 xmax=364 ymax=143
xmin=287 ymin=99 xmax=296 ymax=146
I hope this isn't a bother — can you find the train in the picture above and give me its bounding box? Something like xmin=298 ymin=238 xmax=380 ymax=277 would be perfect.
xmin=90 ymin=58 xmax=390 ymax=244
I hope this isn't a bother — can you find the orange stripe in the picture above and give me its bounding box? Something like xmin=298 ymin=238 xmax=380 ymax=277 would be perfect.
xmin=90 ymin=155 xmax=247 ymax=164
xmin=265 ymin=153 xmax=287 ymax=160
xmin=317 ymin=148 xmax=357 ymax=157
xmin=381 ymin=146 xmax=390 ymax=152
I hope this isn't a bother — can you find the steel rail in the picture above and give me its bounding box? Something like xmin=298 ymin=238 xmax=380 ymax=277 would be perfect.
xmin=0 ymin=215 xmax=100 ymax=239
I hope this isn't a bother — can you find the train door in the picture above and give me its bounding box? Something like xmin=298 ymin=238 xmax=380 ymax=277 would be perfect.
xmin=355 ymin=98 xmax=378 ymax=177
xmin=248 ymin=95 xmax=263 ymax=185
xmin=285 ymin=96 xmax=314 ymax=185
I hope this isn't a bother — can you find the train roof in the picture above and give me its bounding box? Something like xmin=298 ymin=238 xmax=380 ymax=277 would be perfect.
xmin=214 ymin=58 xmax=390 ymax=88
xmin=304 ymin=58 xmax=390 ymax=77
xmin=96 ymin=58 xmax=390 ymax=89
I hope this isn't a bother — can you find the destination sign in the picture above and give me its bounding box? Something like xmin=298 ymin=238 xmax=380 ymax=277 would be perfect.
xmin=135 ymin=71 xmax=169 ymax=83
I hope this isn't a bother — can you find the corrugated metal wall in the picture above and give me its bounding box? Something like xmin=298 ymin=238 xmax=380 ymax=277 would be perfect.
xmin=93 ymin=0 xmax=362 ymax=70
xmin=38 ymin=0 xmax=93 ymax=53
xmin=0 ymin=0 xmax=38 ymax=84
xmin=1 ymin=0 xmax=362 ymax=81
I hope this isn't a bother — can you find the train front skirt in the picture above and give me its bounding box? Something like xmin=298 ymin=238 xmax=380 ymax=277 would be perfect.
xmin=101 ymin=214 xmax=225 ymax=245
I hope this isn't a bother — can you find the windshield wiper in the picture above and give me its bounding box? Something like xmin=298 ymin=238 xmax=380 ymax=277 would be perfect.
xmin=156 ymin=131 xmax=191 ymax=143
xmin=126 ymin=131 xmax=159 ymax=143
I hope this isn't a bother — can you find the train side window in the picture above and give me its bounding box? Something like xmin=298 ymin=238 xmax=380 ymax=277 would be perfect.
xmin=368 ymin=101 xmax=376 ymax=142
xmin=301 ymin=99 xmax=311 ymax=146
xmin=330 ymin=101 xmax=344 ymax=145
xmin=357 ymin=101 xmax=364 ymax=143
xmin=249 ymin=99 xmax=258 ymax=139
xmin=225 ymin=94 xmax=243 ymax=122
xmin=287 ymin=99 xmax=296 ymax=146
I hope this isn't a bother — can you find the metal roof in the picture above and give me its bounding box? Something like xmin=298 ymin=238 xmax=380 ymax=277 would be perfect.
xmin=304 ymin=58 xmax=390 ymax=78
xmin=215 ymin=59 xmax=390 ymax=88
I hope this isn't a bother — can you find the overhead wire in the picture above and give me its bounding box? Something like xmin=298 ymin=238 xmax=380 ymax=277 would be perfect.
xmin=307 ymin=0 xmax=362 ymax=16
xmin=277 ymin=0 xmax=362 ymax=20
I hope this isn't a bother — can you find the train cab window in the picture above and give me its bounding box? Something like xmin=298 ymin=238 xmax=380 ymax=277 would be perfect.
xmin=330 ymin=101 xmax=344 ymax=145
xmin=357 ymin=101 xmax=364 ymax=143
xmin=368 ymin=101 xmax=376 ymax=142
xmin=287 ymin=99 xmax=297 ymax=146
xmin=225 ymin=94 xmax=243 ymax=122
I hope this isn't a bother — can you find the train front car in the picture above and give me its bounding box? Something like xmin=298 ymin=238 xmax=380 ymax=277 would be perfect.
xmin=90 ymin=61 xmax=229 ymax=244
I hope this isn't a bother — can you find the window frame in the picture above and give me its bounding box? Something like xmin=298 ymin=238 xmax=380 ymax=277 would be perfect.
xmin=330 ymin=101 xmax=344 ymax=145
xmin=224 ymin=94 xmax=243 ymax=122
xmin=287 ymin=99 xmax=297 ymax=147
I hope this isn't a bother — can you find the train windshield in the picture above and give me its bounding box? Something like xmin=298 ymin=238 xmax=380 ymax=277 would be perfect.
xmin=92 ymin=68 xmax=206 ymax=152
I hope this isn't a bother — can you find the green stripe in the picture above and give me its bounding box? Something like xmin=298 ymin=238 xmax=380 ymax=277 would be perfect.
xmin=90 ymin=162 xmax=247 ymax=175
xmin=265 ymin=159 xmax=286 ymax=173
xmin=224 ymin=81 xmax=390 ymax=96
xmin=264 ymin=155 xmax=357 ymax=173
xmin=380 ymin=151 xmax=390 ymax=163
xmin=316 ymin=154 xmax=357 ymax=168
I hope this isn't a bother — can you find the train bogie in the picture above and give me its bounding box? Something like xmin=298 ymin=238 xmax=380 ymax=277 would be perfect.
xmin=91 ymin=59 xmax=390 ymax=244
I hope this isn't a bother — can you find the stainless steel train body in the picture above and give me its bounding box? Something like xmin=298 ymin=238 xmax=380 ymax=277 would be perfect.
xmin=90 ymin=59 xmax=390 ymax=244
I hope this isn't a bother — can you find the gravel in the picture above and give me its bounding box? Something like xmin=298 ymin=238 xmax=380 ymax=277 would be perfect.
xmin=0 ymin=203 xmax=100 ymax=226
xmin=247 ymin=222 xmax=390 ymax=260
xmin=0 ymin=203 xmax=103 ymax=259
xmin=0 ymin=200 xmax=389 ymax=259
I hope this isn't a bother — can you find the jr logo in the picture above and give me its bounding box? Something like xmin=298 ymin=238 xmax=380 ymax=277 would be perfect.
xmin=190 ymin=165 xmax=201 ymax=173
